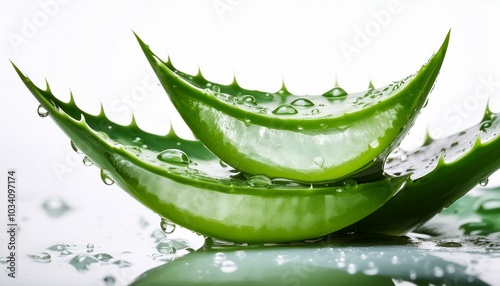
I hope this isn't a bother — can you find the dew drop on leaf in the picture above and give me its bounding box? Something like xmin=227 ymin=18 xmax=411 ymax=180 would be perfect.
xmin=243 ymin=118 xmax=251 ymax=126
xmin=290 ymin=98 xmax=314 ymax=107
xmin=37 ymin=105 xmax=49 ymax=117
xmin=341 ymin=179 xmax=358 ymax=191
xmin=70 ymin=140 xmax=82 ymax=154
xmin=272 ymin=104 xmax=298 ymax=115
xmin=160 ymin=218 xmax=176 ymax=234
xmin=323 ymin=87 xmax=348 ymax=99
xmin=83 ymin=156 xmax=93 ymax=166
xmin=479 ymin=178 xmax=489 ymax=187
xmin=311 ymin=108 xmax=320 ymax=115
xmin=100 ymin=169 xmax=114 ymax=186
xmin=241 ymin=95 xmax=256 ymax=105
xmin=157 ymin=149 xmax=189 ymax=165
xmin=211 ymin=85 xmax=221 ymax=95
xmin=213 ymin=252 xmax=226 ymax=265
xmin=246 ymin=175 xmax=272 ymax=188
xmin=220 ymin=260 xmax=238 ymax=273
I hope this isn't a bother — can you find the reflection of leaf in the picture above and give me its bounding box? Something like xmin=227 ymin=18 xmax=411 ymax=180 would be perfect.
xmin=131 ymin=239 xmax=488 ymax=286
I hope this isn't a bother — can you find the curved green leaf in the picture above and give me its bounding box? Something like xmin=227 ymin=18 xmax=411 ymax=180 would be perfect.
xmin=13 ymin=63 xmax=404 ymax=242
xmin=136 ymin=32 xmax=449 ymax=183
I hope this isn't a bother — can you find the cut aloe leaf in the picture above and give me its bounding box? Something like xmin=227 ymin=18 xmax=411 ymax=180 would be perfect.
xmin=13 ymin=63 xmax=405 ymax=243
xmin=356 ymin=109 xmax=500 ymax=235
xmin=136 ymin=32 xmax=449 ymax=183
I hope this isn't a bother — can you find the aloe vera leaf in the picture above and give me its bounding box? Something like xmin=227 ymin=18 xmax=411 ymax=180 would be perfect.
xmin=136 ymin=31 xmax=449 ymax=183
xmin=356 ymin=110 xmax=500 ymax=235
xmin=131 ymin=242 xmax=486 ymax=286
xmin=13 ymin=63 xmax=405 ymax=243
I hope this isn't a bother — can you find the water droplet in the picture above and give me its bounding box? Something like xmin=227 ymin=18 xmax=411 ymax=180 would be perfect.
xmin=220 ymin=260 xmax=238 ymax=273
xmin=48 ymin=243 xmax=69 ymax=251
xmin=157 ymin=239 xmax=177 ymax=255
xmin=241 ymin=95 xmax=256 ymax=105
xmin=103 ymin=275 xmax=116 ymax=286
xmin=400 ymin=154 xmax=408 ymax=162
xmin=409 ymin=270 xmax=417 ymax=280
xmin=347 ymin=263 xmax=356 ymax=274
xmin=42 ymin=198 xmax=70 ymax=218
xmin=94 ymin=253 xmax=113 ymax=262
xmin=235 ymin=250 xmax=246 ymax=260
xmin=37 ymin=105 xmax=49 ymax=117
xmin=70 ymin=141 xmax=82 ymax=154
xmin=100 ymin=169 xmax=114 ymax=185
xmin=297 ymin=125 xmax=303 ymax=131
xmin=369 ymin=139 xmax=379 ymax=149
xmin=60 ymin=250 xmax=72 ymax=256
xmin=219 ymin=160 xmax=229 ymax=168
xmin=323 ymin=87 xmax=348 ymax=98
xmin=314 ymin=156 xmax=324 ymax=167
xmin=311 ymin=108 xmax=320 ymax=115
xmin=243 ymin=118 xmax=251 ymax=126
xmin=479 ymin=178 xmax=489 ymax=187
xmin=112 ymin=259 xmax=132 ymax=268
xmin=86 ymin=243 xmax=94 ymax=253
xmin=27 ymin=252 xmax=51 ymax=263
xmin=341 ymin=179 xmax=358 ymax=191
xmin=211 ymin=85 xmax=221 ymax=95
xmin=83 ymin=156 xmax=93 ymax=166
xmin=272 ymin=104 xmax=298 ymax=115
xmin=246 ymin=175 xmax=272 ymax=188
xmin=433 ymin=266 xmax=444 ymax=277
xmin=391 ymin=255 xmax=400 ymax=265
xmin=160 ymin=218 xmax=176 ymax=234
xmin=476 ymin=199 xmax=500 ymax=214
xmin=363 ymin=262 xmax=379 ymax=276
xmin=213 ymin=252 xmax=226 ymax=265
xmin=437 ymin=241 xmax=462 ymax=248
xmin=480 ymin=120 xmax=492 ymax=132
xmin=275 ymin=254 xmax=286 ymax=265
xmin=290 ymin=98 xmax=314 ymax=107
xmin=157 ymin=149 xmax=189 ymax=166
xmin=70 ymin=254 xmax=99 ymax=271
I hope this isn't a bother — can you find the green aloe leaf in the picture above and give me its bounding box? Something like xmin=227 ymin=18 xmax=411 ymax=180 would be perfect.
xmin=136 ymin=32 xmax=449 ymax=183
xmin=12 ymin=63 xmax=405 ymax=243
xmin=356 ymin=109 xmax=500 ymax=235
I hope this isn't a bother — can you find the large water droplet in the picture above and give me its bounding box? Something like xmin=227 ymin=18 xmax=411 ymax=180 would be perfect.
xmin=27 ymin=252 xmax=51 ymax=263
xmin=160 ymin=218 xmax=176 ymax=234
xmin=220 ymin=260 xmax=238 ymax=273
xmin=476 ymin=199 xmax=500 ymax=214
xmin=323 ymin=87 xmax=347 ymax=99
xmin=246 ymin=175 xmax=272 ymax=188
xmin=94 ymin=253 xmax=113 ymax=262
xmin=157 ymin=149 xmax=189 ymax=165
xmin=42 ymin=198 xmax=70 ymax=218
xmin=37 ymin=105 xmax=49 ymax=117
xmin=290 ymin=98 xmax=314 ymax=107
xmin=100 ymin=169 xmax=114 ymax=186
xmin=314 ymin=156 xmax=324 ymax=167
xmin=272 ymin=104 xmax=298 ymax=115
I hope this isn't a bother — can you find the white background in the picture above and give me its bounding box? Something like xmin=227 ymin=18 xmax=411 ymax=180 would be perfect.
xmin=1 ymin=0 xmax=500 ymax=285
